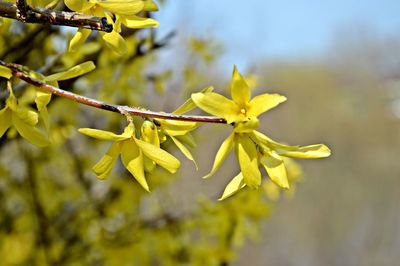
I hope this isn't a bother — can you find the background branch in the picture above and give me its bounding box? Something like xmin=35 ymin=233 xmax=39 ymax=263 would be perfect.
xmin=0 ymin=1 xmax=112 ymax=32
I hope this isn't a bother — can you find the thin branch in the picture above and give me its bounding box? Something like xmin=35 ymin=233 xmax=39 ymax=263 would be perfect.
xmin=0 ymin=60 xmax=227 ymax=124
xmin=0 ymin=1 xmax=112 ymax=32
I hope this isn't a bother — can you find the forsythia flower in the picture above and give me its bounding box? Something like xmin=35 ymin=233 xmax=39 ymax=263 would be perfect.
xmin=191 ymin=65 xmax=331 ymax=200
xmin=192 ymin=65 xmax=287 ymax=131
xmin=79 ymin=122 xmax=180 ymax=191
xmin=0 ymin=89 xmax=49 ymax=147
xmin=65 ymin=0 xmax=159 ymax=54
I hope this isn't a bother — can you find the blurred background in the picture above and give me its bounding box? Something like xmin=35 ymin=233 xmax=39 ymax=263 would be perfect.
xmin=154 ymin=0 xmax=400 ymax=265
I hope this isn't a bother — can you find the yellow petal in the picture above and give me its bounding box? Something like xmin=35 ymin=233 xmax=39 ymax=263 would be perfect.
xmin=78 ymin=123 xmax=134 ymax=141
xmin=253 ymin=130 xmax=297 ymax=150
xmin=247 ymin=93 xmax=287 ymax=118
xmin=123 ymin=16 xmax=159 ymax=28
xmin=14 ymin=108 xmax=39 ymax=126
xmin=143 ymin=0 xmax=159 ymax=11
xmin=261 ymin=151 xmax=289 ymax=189
xmin=141 ymin=120 xmax=160 ymax=147
xmin=102 ymin=31 xmax=127 ymax=55
xmin=158 ymin=119 xmax=198 ymax=136
xmin=143 ymin=157 xmax=156 ymax=173
xmin=253 ymin=131 xmax=331 ymax=159
xmin=170 ymin=136 xmax=198 ymax=170
xmin=45 ymin=61 xmax=95 ymax=81
xmin=233 ymin=118 xmax=260 ymax=133
xmin=175 ymin=133 xmax=196 ymax=148
xmin=191 ymin=92 xmax=239 ymax=123
xmin=12 ymin=115 xmax=50 ymax=147
xmin=134 ymin=138 xmax=180 ymax=174
xmin=64 ymin=0 xmax=94 ymax=12
xmin=219 ymin=172 xmax=246 ymax=201
xmin=120 ymin=140 xmax=149 ymax=191
xmin=203 ymin=133 xmax=234 ymax=179
xmin=68 ymin=28 xmax=91 ymax=52
xmin=277 ymin=144 xmax=331 ymax=158
xmin=0 ymin=107 xmax=12 ymax=137
xmin=173 ymin=86 xmax=214 ymax=115
xmin=236 ymin=134 xmax=261 ymax=188
xmin=230 ymin=65 xmax=251 ymax=106
xmin=35 ymin=91 xmax=52 ymax=131
xmin=0 ymin=65 xmax=12 ymax=79
xmin=5 ymin=91 xmax=18 ymax=111
xmin=92 ymin=142 xmax=121 ymax=179
xmin=98 ymin=0 xmax=144 ymax=16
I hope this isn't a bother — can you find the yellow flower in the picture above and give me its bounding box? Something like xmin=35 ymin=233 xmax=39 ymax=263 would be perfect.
xmin=0 ymin=90 xmax=49 ymax=147
xmin=79 ymin=122 xmax=180 ymax=191
xmin=191 ymin=65 xmax=287 ymax=132
xmin=190 ymin=65 xmax=331 ymax=199
xmin=218 ymin=130 xmax=331 ymax=200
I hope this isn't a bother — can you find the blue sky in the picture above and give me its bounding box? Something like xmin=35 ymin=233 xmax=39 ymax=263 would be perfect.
xmin=155 ymin=0 xmax=400 ymax=69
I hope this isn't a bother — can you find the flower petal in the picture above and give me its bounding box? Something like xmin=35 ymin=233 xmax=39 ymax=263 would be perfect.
xmin=123 ymin=16 xmax=159 ymax=28
xmin=203 ymin=133 xmax=235 ymax=179
xmin=0 ymin=107 xmax=12 ymax=137
xmin=35 ymin=92 xmax=52 ymax=131
xmin=78 ymin=123 xmax=134 ymax=141
xmin=102 ymin=31 xmax=127 ymax=55
xmin=230 ymin=65 xmax=251 ymax=106
xmin=236 ymin=135 xmax=261 ymax=188
xmin=277 ymin=144 xmax=331 ymax=159
xmin=253 ymin=131 xmax=331 ymax=158
xmin=98 ymin=0 xmax=144 ymax=16
xmin=191 ymin=92 xmax=239 ymax=123
xmin=121 ymin=140 xmax=149 ymax=191
xmin=261 ymin=151 xmax=289 ymax=189
xmin=141 ymin=120 xmax=160 ymax=147
xmin=92 ymin=142 xmax=121 ymax=179
xmin=0 ymin=65 xmax=12 ymax=79
xmin=68 ymin=28 xmax=91 ymax=52
xmin=158 ymin=119 xmax=198 ymax=136
xmin=134 ymin=138 xmax=180 ymax=174
xmin=12 ymin=114 xmax=50 ymax=147
xmin=14 ymin=108 xmax=39 ymax=126
xmin=64 ymin=0 xmax=94 ymax=12
xmin=247 ymin=93 xmax=287 ymax=117
xmin=233 ymin=118 xmax=260 ymax=133
xmin=219 ymin=172 xmax=246 ymax=201
xmin=45 ymin=61 xmax=95 ymax=82
xmin=170 ymin=136 xmax=198 ymax=169
xmin=173 ymin=86 xmax=214 ymax=115
xmin=143 ymin=0 xmax=159 ymax=11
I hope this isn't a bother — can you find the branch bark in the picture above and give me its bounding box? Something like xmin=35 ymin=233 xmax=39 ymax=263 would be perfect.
xmin=0 ymin=60 xmax=227 ymax=124
xmin=0 ymin=1 xmax=112 ymax=32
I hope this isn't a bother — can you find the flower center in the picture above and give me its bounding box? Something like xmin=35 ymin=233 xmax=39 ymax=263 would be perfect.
xmin=240 ymin=108 xmax=246 ymax=114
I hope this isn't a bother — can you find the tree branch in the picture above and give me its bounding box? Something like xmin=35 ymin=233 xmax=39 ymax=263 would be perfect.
xmin=0 ymin=60 xmax=227 ymax=124
xmin=0 ymin=1 xmax=112 ymax=32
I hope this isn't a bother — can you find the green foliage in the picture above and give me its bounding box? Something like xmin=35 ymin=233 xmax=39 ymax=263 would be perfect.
xmin=0 ymin=0 xmax=331 ymax=264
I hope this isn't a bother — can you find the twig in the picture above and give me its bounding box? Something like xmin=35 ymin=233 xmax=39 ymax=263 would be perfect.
xmin=0 ymin=1 xmax=112 ymax=32
xmin=0 ymin=60 xmax=227 ymax=124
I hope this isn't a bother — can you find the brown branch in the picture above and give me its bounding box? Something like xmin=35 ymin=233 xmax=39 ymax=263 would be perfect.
xmin=0 ymin=1 xmax=112 ymax=32
xmin=0 ymin=60 xmax=227 ymax=124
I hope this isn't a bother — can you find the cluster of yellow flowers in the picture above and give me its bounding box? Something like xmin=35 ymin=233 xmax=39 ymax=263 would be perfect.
xmin=191 ymin=66 xmax=331 ymax=199
xmin=65 ymin=0 xmax=159 ymax=54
